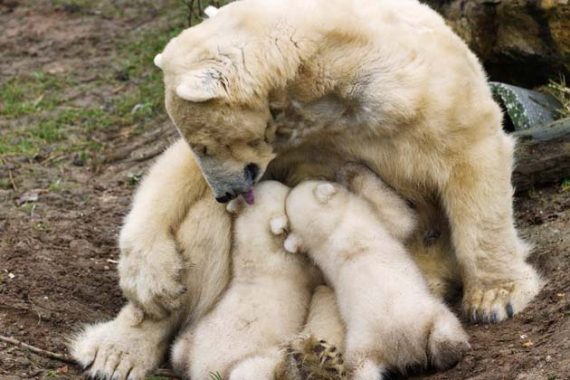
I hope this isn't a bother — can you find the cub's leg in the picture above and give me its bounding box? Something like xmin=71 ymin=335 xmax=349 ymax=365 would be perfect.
xmin=229 ymin=348 xmax=283 ymax=380
xmin=70 ymin=303 xmax=182 ymax=380
xmin=442 ymin=134 xmax=542 ymax=322
xmin=283 ymin=286 xmax=347 ymax=380
xmin=119 ymin=139 xmax=212 ymax=319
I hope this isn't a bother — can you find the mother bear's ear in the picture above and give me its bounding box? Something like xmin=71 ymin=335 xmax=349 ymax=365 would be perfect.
xmin=176 ymin=68 xmax=227 ymax=102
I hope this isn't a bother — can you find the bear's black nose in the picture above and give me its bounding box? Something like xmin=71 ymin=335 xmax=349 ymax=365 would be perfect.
xmin=215 ymin=192 xmax=237 ymax=203
xmin=244 ymin=163 xmax=259 ymax=182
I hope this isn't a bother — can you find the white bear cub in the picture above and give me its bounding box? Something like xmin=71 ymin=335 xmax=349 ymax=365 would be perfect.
xmin=284 ymin=175 xmax=470 ymax=379
xmin=171 ymin=181 xmax=319 ymax=380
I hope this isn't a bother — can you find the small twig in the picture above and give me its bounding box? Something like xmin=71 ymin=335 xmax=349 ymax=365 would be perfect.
xmin=129 ymin=147 xmax=166 ymax=163
xmin=0 ymin=334 xmax=181 ymax=378
xmin=8 ymin=169 xmax=18 ymax=191
xmin=186 ymin=0 xmax=195 ymax=26
xmin=0 ymin=335 xmax=74 ymax=364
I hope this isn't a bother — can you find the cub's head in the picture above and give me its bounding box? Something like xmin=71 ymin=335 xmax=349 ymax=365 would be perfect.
xmin=284 ymin=181 xmax=346 ymax=253
xmin=155 ymin=8 xmax=277 ymax=203
xmin=227 ymin=181 xmax=290 ymax=243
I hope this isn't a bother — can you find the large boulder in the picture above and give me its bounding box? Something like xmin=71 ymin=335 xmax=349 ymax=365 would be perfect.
xmin=422 ymin=0 xmax=570 ymax=86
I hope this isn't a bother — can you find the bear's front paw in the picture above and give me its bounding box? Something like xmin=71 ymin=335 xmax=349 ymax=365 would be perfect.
xmin=463 ymin=264 xmax=542 ymax=323
xmin=119 ymin=237 xmax=187 ymax=320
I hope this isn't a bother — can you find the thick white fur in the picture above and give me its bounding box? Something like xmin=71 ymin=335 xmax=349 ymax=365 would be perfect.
xmin=70 ymin=141 xmax=232 ymax=379
xmin=71 ymin=0 xmax=545 ymax=376
xmin=285 ymin=179 xmax=471 ymax=375
xmin=155 ymin=0 xmax=541 ymax=323
xmin=170 ymin=181 xmax=320 ymax=379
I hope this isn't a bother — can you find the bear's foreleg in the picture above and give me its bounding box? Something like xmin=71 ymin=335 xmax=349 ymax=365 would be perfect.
xmin=442 ymin=134 xmax=542 ymax=323
xmin=118 ymin=139 xmax=210 ymax=319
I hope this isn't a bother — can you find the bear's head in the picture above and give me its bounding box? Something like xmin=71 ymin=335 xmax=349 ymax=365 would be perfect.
xmin=154 ymin=5 xmax=281 ymax=203
xmin=284 ymin=181 xmax=346 ymax=253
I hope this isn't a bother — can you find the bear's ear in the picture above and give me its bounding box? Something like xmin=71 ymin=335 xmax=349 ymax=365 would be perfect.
xmin=284 ymin=233 xmax=303 ymax=253
xmin=204 ymin=5 xmax=219 ymax=18
xmin=153 ymin=53 xmax=164 ymax=70
xmin=314 ymin=183 xmax=337 ymax=204
xmin=270 ymin=214 xmax=288 ymax=236
xmin=176 ymin=68 xmax=227 ymax=102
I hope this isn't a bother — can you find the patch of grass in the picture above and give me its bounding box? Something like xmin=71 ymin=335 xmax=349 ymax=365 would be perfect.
xmin=1 ymin=1 xmax=234 ymax=160
xmin=546 ymin=76 xmax=570 ymax=119
xmin=0 ymin=71 xmax=68 ymax=118
xmin=0 ymin=3 xmax=188 ymax=159
xmin=562 ymin=178 xmax=570 ymax=192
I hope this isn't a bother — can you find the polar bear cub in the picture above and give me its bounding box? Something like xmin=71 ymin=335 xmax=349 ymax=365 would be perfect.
xmin=284 ymin=174 xmax=470 ymax=378
xmin=171 ymin=180 xmax=319 ymax=380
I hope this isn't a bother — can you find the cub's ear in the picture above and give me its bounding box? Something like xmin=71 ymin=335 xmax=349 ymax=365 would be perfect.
xmin=284 ymin=234 xmax=303 ymax=253
xmin=204 ymin=5 xmax=219 ymax=18
xmin=226 ymin=197 xmax=245 ymax=214
xmin=314 ymin=183 xmax=337 ymax=204
xmin=270 ymin=214 xmax=288 ymax=236
xmin=176 ymin=68 xmax=227 ymax=102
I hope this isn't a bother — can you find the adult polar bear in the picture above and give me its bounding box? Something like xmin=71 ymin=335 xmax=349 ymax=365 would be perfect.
xmin=149 ymin=0 xmax=540 ymax=320
xmin=72 ymin=0 xmax=541 ymax=378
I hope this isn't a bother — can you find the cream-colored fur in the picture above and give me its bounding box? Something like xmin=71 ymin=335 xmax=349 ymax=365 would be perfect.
xmin=70 ymin=141 xmax=233 ymax=379
xmin=170 ymin=181 xmax=320 ymax=380
xmin=284 ymin=178 xmax=470 ymax=376
xmin=71 ymin=0 xmax=545 ymax=377
xmin=153 ymin=0 xmax=540 ymax=322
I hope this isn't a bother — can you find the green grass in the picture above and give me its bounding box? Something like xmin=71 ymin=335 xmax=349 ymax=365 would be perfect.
xmin=0 ymin=4 xmax=188 ymax=159
xmin=0 ymin=0 xmax=236 ymax=159
xmin=546 ymin=76 xmax=570 ymax=119
xmin=562 ymin=178 xmax=570 ymax=192
xmin=0 ymin=71 xmax=68 ymax=119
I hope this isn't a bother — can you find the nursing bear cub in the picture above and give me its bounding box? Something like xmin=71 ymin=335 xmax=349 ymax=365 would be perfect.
xmin=170 ymin=181 xmax=321 ymax=380
xmin=285 ymin=166 xmax=470 ymax=378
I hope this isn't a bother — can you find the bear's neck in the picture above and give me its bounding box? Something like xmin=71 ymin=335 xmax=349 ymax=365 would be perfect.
xmin=257 ymin=24 xmax=376 ymax=151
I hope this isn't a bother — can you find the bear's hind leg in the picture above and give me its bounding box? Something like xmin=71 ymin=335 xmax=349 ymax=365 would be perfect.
xmin=282 ymin=286 xmax=347 ymax=380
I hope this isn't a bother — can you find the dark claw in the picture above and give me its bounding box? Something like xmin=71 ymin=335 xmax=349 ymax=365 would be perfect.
xmin=506 ymin=303 xmax=514 ymax=318
xmin=491 ymin=311 xmax=498 ymax=323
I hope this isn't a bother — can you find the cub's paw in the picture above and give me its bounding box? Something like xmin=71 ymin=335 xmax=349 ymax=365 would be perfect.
xmin=283 ymin=335 xmax=347 ymax=380
xmin=118 ymin=236 xmax=187 ymax=319
xmin=69 ymin=306 xmax=168 ymax=380
xmin=427 ymin=308 xmax=471 ymax=371
xmin=463 ymin=264 xmax=542 ymax=323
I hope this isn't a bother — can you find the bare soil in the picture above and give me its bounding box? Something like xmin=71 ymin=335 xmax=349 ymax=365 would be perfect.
xmin=1 ymin=1 xmax=569 ymax=379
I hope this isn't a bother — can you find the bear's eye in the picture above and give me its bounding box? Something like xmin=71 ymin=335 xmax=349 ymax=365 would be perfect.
xmin=248 ymin=139 xmax=263 ymax=149
xmin=191 ymin=144 xmax=209 ymax=157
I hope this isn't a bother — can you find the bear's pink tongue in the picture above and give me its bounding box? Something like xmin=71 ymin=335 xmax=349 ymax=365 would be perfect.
xmin=242 ymin=189 xmax=255 ymax=205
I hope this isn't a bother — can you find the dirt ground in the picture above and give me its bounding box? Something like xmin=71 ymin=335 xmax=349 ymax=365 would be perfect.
xmin=0 ymin=1 xmax=569 ymax=380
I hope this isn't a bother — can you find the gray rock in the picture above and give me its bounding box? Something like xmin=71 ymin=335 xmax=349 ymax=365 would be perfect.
xmin=490 ymin=82 xmax=561 ymax=130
